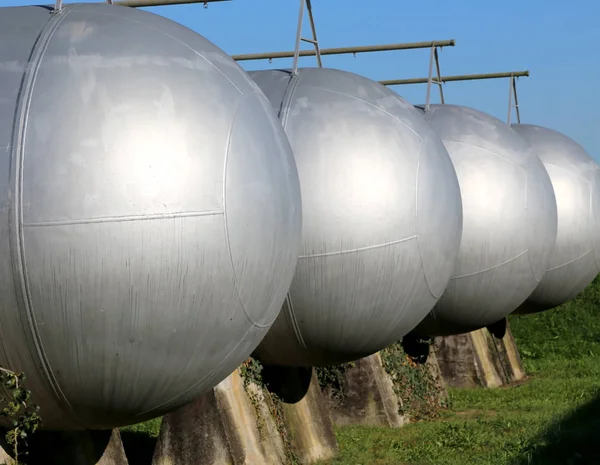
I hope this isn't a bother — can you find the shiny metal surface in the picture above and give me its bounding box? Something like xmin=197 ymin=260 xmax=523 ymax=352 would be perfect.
xmin=511 ymin=124 xmax=600 ymax=314
xmin=0 ymin=4 xmax=301 ymax=430
xmin=250 ymin=68 xmax=463 ymax=367
xmin=414 ymin=105 xmax=558 ymax=336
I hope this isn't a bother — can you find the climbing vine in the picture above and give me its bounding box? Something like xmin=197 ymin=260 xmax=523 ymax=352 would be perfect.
xmin=315 ymin=362 xmax=355 ymax=407
xmin=239 ymin=358 xmax=300 ymax=465
xmin=0 ymin=368 xmax=42 ymax=465
xmin=380 ymin=339 xmax=448 ymax=422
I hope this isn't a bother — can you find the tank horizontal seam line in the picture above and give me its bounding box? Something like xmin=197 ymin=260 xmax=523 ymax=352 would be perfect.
xmin=546 ymin=249 xmax=593 ymax=271
xmin=22 ymin=209 xmax=224 ymax=227
xmin=298 ymin=234 xmax=418 ymax=259
xmin=451 ymin=249 xmax=529 ymax=279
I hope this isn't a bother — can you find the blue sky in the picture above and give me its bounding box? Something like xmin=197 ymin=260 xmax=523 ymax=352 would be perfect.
xmin=5 ymin=0 xmax=600 ymax=161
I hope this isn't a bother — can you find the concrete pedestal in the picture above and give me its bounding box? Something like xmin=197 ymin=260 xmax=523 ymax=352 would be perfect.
xmin=434 ymin=321 xmax=526 ymax=388
xmin=152 ymin=365 xmax=337 ymax=465
xmin=263 ymin=367 xmax=338 ymax=464
xmin=321 ymin=353 xmax=406 ymax=428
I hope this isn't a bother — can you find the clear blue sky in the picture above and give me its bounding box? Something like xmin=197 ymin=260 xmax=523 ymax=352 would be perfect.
xmin=5 ymin=0 xmax=600 ymax=161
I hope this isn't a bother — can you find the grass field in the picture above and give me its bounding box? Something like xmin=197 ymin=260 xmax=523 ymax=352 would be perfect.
xmin=323 ymin=276 xmax=600 ymax=465
xmin=120 ymin=277 xmax=600 ymax=464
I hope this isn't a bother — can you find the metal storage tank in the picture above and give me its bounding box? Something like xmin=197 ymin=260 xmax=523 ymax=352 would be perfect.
xmin=414 ymin=104 xmax=558 ymax=336
xmin=0 ymin=4 xmax=302 ymax=430
xmin=250 ymin=68 xmax=463 ymax=367
xmin=511 ymin=124 xmax=600 ymax=314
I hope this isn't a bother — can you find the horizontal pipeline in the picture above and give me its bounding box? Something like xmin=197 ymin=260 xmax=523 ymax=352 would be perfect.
xmin=232 ymin=40 xmax=456 ymax=62
xmin=380 ymin=70 xmax=529 ymax=86
xmin=114 ymin=0 xmax=229 ymax=7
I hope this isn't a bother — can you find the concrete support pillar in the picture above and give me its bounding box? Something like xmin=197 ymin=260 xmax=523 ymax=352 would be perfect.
xmin=321 ymin=353 xmax=406 ymax=428
xmin=434 ymin=320 xmax=525 ymax=388
xmin=152 ymin=364 xmax=338 ymax=465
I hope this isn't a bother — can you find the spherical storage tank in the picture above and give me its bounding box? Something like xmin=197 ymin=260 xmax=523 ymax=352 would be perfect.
xmin=0 ymin=4 xmax=302 ymax=430
xmin=511 ymin=124 xmax=600 ymax=314
xmin=413 ymin=105 xmax=558 ymax=336
xmin=249 ymin=68 xmax=463 ymax=367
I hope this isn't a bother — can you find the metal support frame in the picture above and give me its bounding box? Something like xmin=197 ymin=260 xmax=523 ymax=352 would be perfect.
xmin=292 ymin=0 xmax=322 ymax=74
xmin=381 ymin=70 xmax=529 ymax=121
xmin=424 ymin=44 xmax=445 ymax=112
xmin=54 ymin=0 xmax=228 ymax=11
xmin=507 ymin=73 xmax=521 ymax=125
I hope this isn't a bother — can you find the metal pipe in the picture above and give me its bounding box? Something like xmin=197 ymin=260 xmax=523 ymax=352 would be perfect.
xmin=114 ymin=0 xmax=229 ymax=7
xmin=380 ymin=70 xmax=529 ymax=86
xmin=232 ymin=39 xmax=456 ymax=62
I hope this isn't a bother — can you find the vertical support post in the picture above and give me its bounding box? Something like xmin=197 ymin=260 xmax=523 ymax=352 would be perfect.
xmin=424 ymin=44 xmax=445 ymax=109
xmin=292 ymin=0 xmax=323 ymax=74
xmin=507 ymin=73 xmax=514 ymax=125
xmin=435 ymin=47 xmax=446 ymax=104
xmin=306 ymin=0 xmax=323 ymax=68
xmin=292 ymin=0 xmax=306 ymax=75
xmin=425 ymin=45 xmax=437 ymax=112
xmin=434 ymin=47 xmax=445 ymax=104
xmin=54 ymin=0 xmax=63 ymax=10
xmin=512 ymin=75 xmax=521 ymax=124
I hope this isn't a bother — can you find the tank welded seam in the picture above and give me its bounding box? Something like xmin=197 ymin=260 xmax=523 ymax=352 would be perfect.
xmin=298 ymin=235 xmax=417 ymax=259
xmin=422 ymin=106 xmax=432 ymax=122
xmin=413 ymin=142 xmax=439 ymax=299
xmin=524 ymin=170 xmax=540 ymax=283
xmin=451 ymin=250 xmax=529 ymax=280
xmin=442 ymin=139 xmax=527 ymax=171
xmin=280 ymin=72 xmax=303 ymax=130
xmin=136 ymin=325 xmax=255 ymax=417
xmin=542 ymin=162 xmax=595 ymax=184
xmin=23 ymin=209 xmax=223 ymax=228
xmin=222 ymin=96 xmax=271 ymax=329
xmin=302 ymin=86 xmax=423 ymax=142
xmin=9 ymin=7 xmax=83 ymax=425
xmin=86 ymin=9 xmax=244 ymax=95
xmin=546 ymin=249 xmax=593 ymax=272
xmin=593 ymin=169 xmax=600 ymax=271
xmin=283 ymin=293 xmax=307 ymax=349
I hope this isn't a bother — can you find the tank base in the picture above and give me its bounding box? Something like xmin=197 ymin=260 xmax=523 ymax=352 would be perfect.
xmin=268 ymin=367 xmax=338 ymax=464
xmin=321 ymin=353 xmax=407 ymax=428
xmin=434 ymin=321 xmax=526 ymax=388
xmin=152 ymin=365 xmax=337 ymax=465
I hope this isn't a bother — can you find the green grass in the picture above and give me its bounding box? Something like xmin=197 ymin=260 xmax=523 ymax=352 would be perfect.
xmin=119 ymin=418 xmax=161 ymax=465
xmin=323 ymin=276 xmax=600 ymax=465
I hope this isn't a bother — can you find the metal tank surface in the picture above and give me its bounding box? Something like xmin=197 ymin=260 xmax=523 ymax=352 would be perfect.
xmin=511 ymin=124 xmax=600 ymax=314
xmin=249 ymin=68 xmax=463 ymax=367
xmin=0 ymin=4 xmax=302 ymax=430
xmin=413 ymin=104 xmax=558 ymax=336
